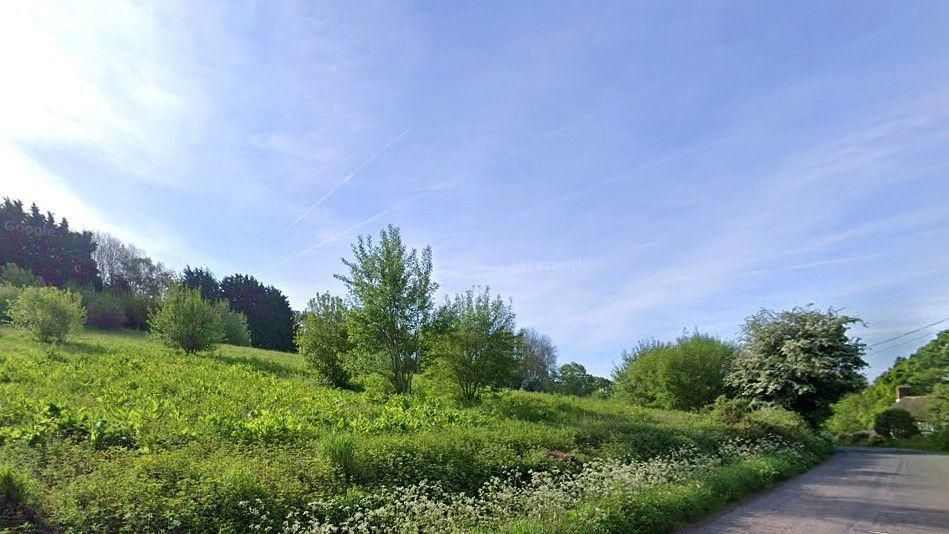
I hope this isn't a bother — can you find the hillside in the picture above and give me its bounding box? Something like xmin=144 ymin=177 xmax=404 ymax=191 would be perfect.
xmin=0 ymin=327 xmax=829 ymax=533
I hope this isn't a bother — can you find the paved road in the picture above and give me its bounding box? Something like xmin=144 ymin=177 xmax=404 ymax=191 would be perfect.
xmin=680 ymin=447 xmax=949 ymax=534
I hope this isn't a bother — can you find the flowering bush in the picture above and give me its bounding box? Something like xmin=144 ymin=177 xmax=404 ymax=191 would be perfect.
xmin=244 ymin=436 xmax=810 ymax=533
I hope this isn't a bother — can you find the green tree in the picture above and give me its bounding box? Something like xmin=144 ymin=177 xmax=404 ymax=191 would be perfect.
xmin=148 ymin=285 xmax=223 ymax=353
xmin=430 ymin=288 xmax=518 ymax=404
xmin=512 ymin=328 xmax=558 ymax=391
xmin=555 ymin=362 xmax=609 ymax=397
xmin=220 ymin=274 xmax=295 ymax=352
xmin=9 ymin=286 xmax=86 ymax=343
xmin=214 ymin=300 xmax=252 ymax=347
xmin=295 ymin=292 xmax=353 ymax=388
xmin=182 ymin=266 xmax=222 ymax=301
xmin=726 ymin=307 xmax=867 ymax=426
xmin=613 ymin=333 xmax=735 ymax=411
xmin=335 ymin=225 xmax=436 ymax=394
xmin=874 ymin=408 xmax=919 ymax=439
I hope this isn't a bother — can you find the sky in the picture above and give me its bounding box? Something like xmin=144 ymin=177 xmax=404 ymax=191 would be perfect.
xmin=2 ymin=1 xmax=948 ymax=379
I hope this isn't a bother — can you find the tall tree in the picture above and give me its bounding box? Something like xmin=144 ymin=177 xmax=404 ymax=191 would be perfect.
xmin=295 ymin=292 xmax=353 ymax=388
xmin=0 ymin=198 xmax=101 ymax=288
xmin=555 ymin=362 xmax=610 ymax=397
xmin=182 ymin=266 xmax=222 ymax=301
xmin=726 ymin=307 xmax=868 ymax=426
xmin=513 ymin=328 xmax=558 ymax=391
xmin=335 ymin=225 xmax=436 ymax=394
xmin=92 ymin=233 xmax=175 ymax=298
xmin=430 ymin=288 xmax=518 ymax=404
xmin=220 ymin=273 xmax=295 ymax=352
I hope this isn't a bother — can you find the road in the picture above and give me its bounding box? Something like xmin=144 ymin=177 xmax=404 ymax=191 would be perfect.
xmin=680 ymin=447 xmax=949 ymax=534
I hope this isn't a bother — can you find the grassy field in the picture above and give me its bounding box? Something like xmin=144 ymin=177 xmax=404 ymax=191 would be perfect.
xmin=0 ymin=327 xmax=831 ymax=533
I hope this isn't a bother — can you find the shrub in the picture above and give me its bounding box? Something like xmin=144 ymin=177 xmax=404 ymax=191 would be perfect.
xmin=614 ymin=333 xmax=735 ymax=411
xmin=874 ymin=408 xmax=919 ymax=439
xmin=0 ymin=263 xmax=43 ymax=287
xmin=711 ymin=395 xmax=747 ymax=425
xmin=122 ymin=292 xmax=153 ymax=330
xmin=295 ymin=293 xmax=352 ymax=388
xmin=8 ymin=286 xmax=86 ymax=343
xmin=84 ymin=291 xmax=127 ymax=329
xmin=0 ymin=285 xmax=22 ymax=322
xmin=148 ymin=285 xmax=223 ymax=353
xmin=215 ymin=301 xmax=252 ymax=346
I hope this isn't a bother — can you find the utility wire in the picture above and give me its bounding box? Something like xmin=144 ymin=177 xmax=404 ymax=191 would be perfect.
xmin=868 ymin=316 xmax=949 ymax=348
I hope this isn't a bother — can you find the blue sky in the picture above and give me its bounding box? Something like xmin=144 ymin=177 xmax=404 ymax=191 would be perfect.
xmin=2 ymin=1 xmax=948 ymax=379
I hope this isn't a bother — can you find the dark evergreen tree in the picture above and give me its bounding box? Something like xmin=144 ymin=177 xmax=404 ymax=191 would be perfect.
xmin=182 ymin=266 xmax=222 ymax=301
xmin=0 ymin=198 xmax=101 ymax=288
xmin=220 ymin=273 xmax=295 ymax=351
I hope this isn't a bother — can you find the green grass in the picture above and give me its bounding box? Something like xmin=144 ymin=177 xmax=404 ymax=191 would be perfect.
xmin=0 ymin=327 xmax=829 ymax=532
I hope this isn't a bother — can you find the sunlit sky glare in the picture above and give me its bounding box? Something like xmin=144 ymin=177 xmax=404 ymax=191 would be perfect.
xmin=2 ymin=1 xmax=948 ymax=378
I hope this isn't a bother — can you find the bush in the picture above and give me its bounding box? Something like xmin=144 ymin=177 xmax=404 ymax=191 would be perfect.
xmin=296 ymin=293 xmax=352 ymax=388
xmin=0 ymin=263 xmax=43 ymax=287
xmin=0 ymin=285 xmax=22 ymax=322
xmin=322 ymin=434 xmax=358 ymax=483
xmin=215 ymin=301 xmax=252 ymax=346
xmin=614 ymin=333 xmax=735 ymax=411
xmin=84 ymin=291 xmax=127 ymax=329
xmin=148 ymin=285 xmax=223 ymax=353
xmin=874 ymin=408 xmax=919 ymax=439
xmin=8 ymin=286 xmax=86 ymax=343
xmin=121 ymin=293 xmax=153 ymax=330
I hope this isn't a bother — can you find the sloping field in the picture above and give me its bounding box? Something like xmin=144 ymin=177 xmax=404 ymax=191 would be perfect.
xmin=0 ymin=328 xmax=830 ymax=532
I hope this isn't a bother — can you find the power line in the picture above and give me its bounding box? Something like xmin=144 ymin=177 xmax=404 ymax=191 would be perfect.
xmin=868 ymin=316 xmax=949 ymax=348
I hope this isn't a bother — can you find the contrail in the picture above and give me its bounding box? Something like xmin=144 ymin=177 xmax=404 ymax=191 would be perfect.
xmin=288 ymin=128 xmax=411 ymax=227
xmin=263 ymin=189 xmax=432 ymax=273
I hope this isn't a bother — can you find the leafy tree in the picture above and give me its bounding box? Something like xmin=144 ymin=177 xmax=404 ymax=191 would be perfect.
xmin=555 ymin=362 xmax=610 ymax=397
xmin=613 ymin=333 xmax=735 ymax=411
xmin=0 ymin=198 xmax=101 ymax=288
xmin=0 ymin=263 xmax=43 ymax=287
xmin=336 ymin=225 xmax=436 ymax=394
xmin=826 ymin=329 xmax=949 ymax=433
xmin=92 ymin=233 xmax=175 ymax=299
xmin=183 ymin=266 xmax=222 ymax=301
xmin=9 ymin=286 xmax=86 ymax=343
xmin=512 ymin=328 xmax=558 ymax=391
xmin=295 ymin=292 xmax=353 ymax=388
xmin=214 ymin=300 xmax=252 ymax=347
xmin=83 ymin=290 xmax=127 ymax=329
xmin=430 ymin=288 xmax=518 ymax=404
xmin=0 ymin=285 xmax=21 ymax=322
xmin=148 ymin=285 xmax=223 ymax=353
xmin=220 ymin=274 xmax=295 ymax=352
xmin=726 ymin=307 xmax=867 ymax=426
xmin=874 ymin=408 xmax=919 ymax=439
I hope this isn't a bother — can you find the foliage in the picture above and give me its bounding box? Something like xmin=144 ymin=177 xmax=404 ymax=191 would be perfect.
xmin=826 ymin=330 xmax=949 ymax=434
xmin=336 ymin=225 xmax=437 ymax=393
xmin=873 ymin=408 xmax=919 ymax=439
xmin=0 ymin=327 xmax=830 ymax=532
xmin=8 ymin=286 xmax=86 ymax=343
xmin=0 ymin=263 xmax=43 ymax=287
xmin=555 ymin=362 xmax=611 ymax=397
xmin=183 ymin=266 xmax=222 ymax=301
xmin=726 ymin=307 xmax=867 ymax=426
xmin=512 ymin=328 xmax=558 ymax=391
xmin=148 ymin=285 xmax=223 ymax=353
xmin=429 ymin=288 xmax=518 ymax=403
xmin=83 ymin=290 xmax=128 ymax=329
xmin=220 ymin=274 xmax=295 ymax=352
xmin=295 ymin=293 xmax=353 ymax=388
xmin=0 ymin=285 xmax=22 ymax=323
xmin=614 ymin=333 xmax=735 ymax=411
xmin=92 ymin=233 xmax=176 ymax=299
xmin=215 ymin=301 xmax=252 ymax=347
xmin=0 ymin=198 xmax=101 ymax=288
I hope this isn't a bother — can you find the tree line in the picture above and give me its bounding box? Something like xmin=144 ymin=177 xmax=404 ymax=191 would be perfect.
xmin=0 ymin=198 xmax=295 ymax=352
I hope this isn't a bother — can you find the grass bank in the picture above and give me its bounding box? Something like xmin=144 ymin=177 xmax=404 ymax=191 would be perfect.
xmin=0 ymin=327 xmax=831 ymax=532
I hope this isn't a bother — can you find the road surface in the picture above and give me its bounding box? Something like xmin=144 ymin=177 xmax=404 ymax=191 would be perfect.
xmin=680 ymin=447 xmax=949 ymax=534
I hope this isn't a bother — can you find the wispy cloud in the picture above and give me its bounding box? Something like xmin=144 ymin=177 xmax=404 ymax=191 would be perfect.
xmin=288 ymin=128 xmax=411 ymax=227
